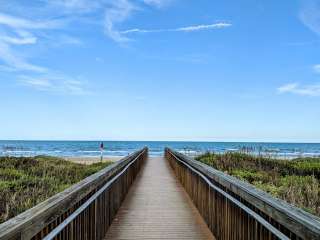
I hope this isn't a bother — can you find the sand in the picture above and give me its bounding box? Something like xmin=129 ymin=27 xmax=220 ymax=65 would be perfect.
xmin=65 ymin=156 xmax=123 ymax=165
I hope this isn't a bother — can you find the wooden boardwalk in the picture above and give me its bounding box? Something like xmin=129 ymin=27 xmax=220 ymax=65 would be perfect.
xmin=2 ymin=148 xmax=318 ymax=240
xmin=104 ymin=157 xmax=214 ymax=240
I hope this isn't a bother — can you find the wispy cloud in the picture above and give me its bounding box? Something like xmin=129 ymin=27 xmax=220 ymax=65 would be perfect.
xmin=143 ymin=0 xmax=174 ymax=8
xmin=0 ymin=12 xmax=65 ymax=72
xmin=0 ymin=30 xmax=37 ymax=45
xmin=0 ymin=8 xmax=88 ymax=94
xmin=47 ymin=34 xmax=84 ymax=47
xmin=0 ymin=0 xmax=229 ymax=96
xmin=299 ymin=0 xmax=320 ymax=35
xmin=1 ymin=1 xmax=229 ymax=45
xmin=278 ymin=83 xmax=320 ymax=96
xmin=45 ymin=0 xmax=138 ymax=43
xmin=104 ymin=0 xmax=137 ymax=43
xmin=313 ymin=64 xmax=320 ymax=73
xmin=0 ymin=42 xmax=47 ymax=72
xmin=47 ymin=0 xmax=102 ymax=14
xmin=19 ymin=74 xmax=91 ymax=95
xmin=176 ymin=22 xmax=232 ymax=32
xmin=102 ymin=1 xmax=231 ymax=42
xmin=0 ymin=13 xmax=63 ymax=29
xmin=121 ymin=22 xmax=232 ymax=34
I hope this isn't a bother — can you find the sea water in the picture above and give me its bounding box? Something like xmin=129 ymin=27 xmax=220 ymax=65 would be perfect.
xmin=1 ymin=140 xmax=320 ymax=159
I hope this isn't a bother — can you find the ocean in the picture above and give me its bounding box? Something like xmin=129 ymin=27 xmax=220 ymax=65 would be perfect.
xmin=1 ymin=140 xmax=320 ymax=159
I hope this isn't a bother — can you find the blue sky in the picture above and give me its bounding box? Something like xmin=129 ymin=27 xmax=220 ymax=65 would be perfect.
xmin=0 ymin=0 xmax=320 ymax=142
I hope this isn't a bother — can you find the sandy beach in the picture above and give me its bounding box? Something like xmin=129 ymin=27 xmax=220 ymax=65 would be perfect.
xmin=65 ymin=156 xmax=123 ymax=165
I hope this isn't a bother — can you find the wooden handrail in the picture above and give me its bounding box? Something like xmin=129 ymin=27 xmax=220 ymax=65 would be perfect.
xmin=0 ymin=147 xmax=148 ymax=240
xmin=165 ymin=148 xmax=320 ymax=240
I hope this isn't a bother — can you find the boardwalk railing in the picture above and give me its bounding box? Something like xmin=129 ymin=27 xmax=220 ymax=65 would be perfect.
xmin=165 ymin=148 xmax=320 ymax=240
xmin=0 ymin=148 xmax=148 ymax=240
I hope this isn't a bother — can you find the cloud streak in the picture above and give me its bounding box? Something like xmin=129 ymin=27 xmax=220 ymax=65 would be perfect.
xmin=278 ymin=83 xmax=320 ymax=96
xmin=0 ymin=13 xmax=63 ymax=29
xmin=19 ymin=74 xmax=91 ymax=95
xmin=121 ymin=22 xmax=232 ymax=34
xmin=299 ymin=0 xmax=320 ymax=35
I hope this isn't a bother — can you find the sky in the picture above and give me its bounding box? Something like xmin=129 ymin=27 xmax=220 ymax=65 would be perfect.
xmin=0 ymin=0 xmax=320 ymax=142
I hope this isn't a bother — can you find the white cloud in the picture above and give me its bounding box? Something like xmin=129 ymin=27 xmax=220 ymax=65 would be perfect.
xmin=0 ymin=9 xmax=88 ymax=94
xmin=313 ymin=64 xmax=320 ymax=73
xmin=0 ymin=0 xmax=230 ymax=96
xmin=19 ymin=74 xmax=90 ymax=95
xmin=104 ymin=0 xmax=137 ymax=43
xmin=20 ymin=77 xmax=53 ymax=88
xmin=1 ymin=1 xmax=228 ymax=45
xmin=122 ymin=22 xmax=232 ymax=34
xmin=278 ymin=83 xmax=320 ymax=96
xmin=0 ymin=13 xmax=63 ymax=72
xmin=0 ymin=13 xmax=63 ymax=29
xmin=47 ymin=0 xmax=102 ymax=13
xmin=41 ymin=0 xmax=139 ymax=43
xmin=121 ymin=28 xmax=160 ymax=34
xmin=49 ymin=35 xmax=84 ymax=47
xmin=278 ymin=83 xmax=299 ymax=93
xmin=0 ymin=42 xmax=47 ymax=72
xmin=176 ymin=22 xmax=232 ymax=32
xmin=0 ymin=30 xmax=37 ymax=45
xmin=103 ymin=1 xmax=229 ymax=43
xmin=299 ymin=0 xmax=320 ymax=35
xmin=143 ymin=0 xmax=173 ymax=8
xmin=0 ymin=11 xmax=83 ymax=74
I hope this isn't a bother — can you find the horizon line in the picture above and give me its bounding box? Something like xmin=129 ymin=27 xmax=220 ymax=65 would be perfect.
xmin=1 ymin=139 xmax=320 ymax=144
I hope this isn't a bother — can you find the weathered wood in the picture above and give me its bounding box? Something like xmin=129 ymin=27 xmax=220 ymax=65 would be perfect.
xmin=104 ymin=157 xmax=214 ymax=240
xmin=0 ymin=148 xmax=148 ymax=240
xmin=166 ymin=148 xmax=320 ymax=240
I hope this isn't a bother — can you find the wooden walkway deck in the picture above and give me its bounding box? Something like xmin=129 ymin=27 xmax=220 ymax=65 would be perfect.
xmin=104 ymin=157 xmax=215 ymax=240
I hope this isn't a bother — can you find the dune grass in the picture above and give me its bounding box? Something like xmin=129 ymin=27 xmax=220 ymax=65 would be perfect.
xmin=195 ymin=152 xmax=320 ymax=217
xmin=0 ymin=156 xmax=112 ymax=224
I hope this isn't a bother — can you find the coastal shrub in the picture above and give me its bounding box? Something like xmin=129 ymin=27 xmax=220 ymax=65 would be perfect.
xmin=252 ymin=182 xmax=280 ymax=197
xmin=289 ymin=158 xmax=320 ymax=178
xmin=0 ymin=156 xmax=112 ymax=224
xmin=230 ymin=169 xmax=269 ymax=184
xmin=0 ymin=169 xmax=25 ymax=181
xmin=277 ymin=175 xmax=319 ymax=215
xmin=195 ymin=152 xmax=320 ymax=217
xmin=195 ymin=151 xmax=218 ymax=168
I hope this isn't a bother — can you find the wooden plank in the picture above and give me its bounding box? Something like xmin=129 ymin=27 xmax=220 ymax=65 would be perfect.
xmin=104 ymin=157 xmax=214 ymax=240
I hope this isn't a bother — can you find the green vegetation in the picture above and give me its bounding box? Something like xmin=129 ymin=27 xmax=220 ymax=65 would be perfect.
xmin=195 ymin=152 xmax=320 ymax=217
xmin=0 ymin=156 xmax=112 ymax=224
